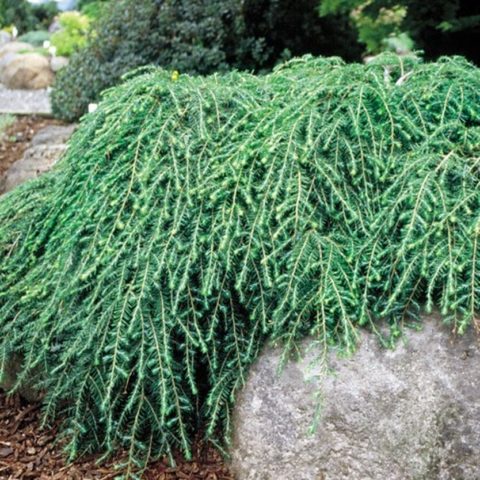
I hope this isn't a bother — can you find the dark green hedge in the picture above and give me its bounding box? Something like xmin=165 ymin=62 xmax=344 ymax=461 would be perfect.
xmin=51 ymin=0 xmax=361 ymax=121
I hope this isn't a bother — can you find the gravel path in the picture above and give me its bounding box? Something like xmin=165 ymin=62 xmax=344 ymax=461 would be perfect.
xmin=0 ymin=85 xmax=51 ymax=115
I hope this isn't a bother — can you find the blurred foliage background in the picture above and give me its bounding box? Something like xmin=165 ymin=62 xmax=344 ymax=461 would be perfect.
xmin=0 ymin=0 xmax=59 ymax=33
xmin=319 ymin=0 xmax=480 ymax=60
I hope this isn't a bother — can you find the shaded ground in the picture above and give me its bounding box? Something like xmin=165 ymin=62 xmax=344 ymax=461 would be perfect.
xmin=0 ymin=392 xmax=233 ymax=479
xmin=0 ymin=115 xmax=62 ymax=186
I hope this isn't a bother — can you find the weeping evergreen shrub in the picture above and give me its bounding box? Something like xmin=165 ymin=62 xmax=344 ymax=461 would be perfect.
xmin=1 ymin=54 xmax=480 ymax=477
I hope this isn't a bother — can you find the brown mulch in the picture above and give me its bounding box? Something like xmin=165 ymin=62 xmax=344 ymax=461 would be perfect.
xmin=0 ymin=392 xmax=234 ymax=480
xmin=0 ymin=116 xmax=63 ymax=179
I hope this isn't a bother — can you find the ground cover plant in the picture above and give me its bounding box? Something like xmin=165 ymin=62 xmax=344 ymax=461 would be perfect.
xmin=1 ymin=54 xmax=480 ymax=478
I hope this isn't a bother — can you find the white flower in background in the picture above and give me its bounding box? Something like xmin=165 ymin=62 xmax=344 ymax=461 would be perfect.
xmin=12 ymin=26 xmax=18 ymax=38
xmin=49 ymin=46 xmax=57 ymax=57
xmin=43 ymin=40 xmax=51 ymax=49
xmin=88 ymin=103 xmax=98 ymax=113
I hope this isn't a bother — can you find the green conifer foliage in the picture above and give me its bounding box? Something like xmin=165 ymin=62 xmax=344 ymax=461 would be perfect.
xmin=1 ymin=55 xmax=480 ymax=476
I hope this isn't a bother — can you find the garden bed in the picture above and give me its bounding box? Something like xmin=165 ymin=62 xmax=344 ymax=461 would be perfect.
xmin=0 ymin=115 xmax=61 ymax=182
xmin=0 ymin=391 xmax=233 ymax=479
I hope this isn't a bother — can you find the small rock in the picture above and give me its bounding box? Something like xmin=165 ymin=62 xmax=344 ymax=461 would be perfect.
xmin=0 ymin=31 xmax=12 ymax=46
xmin=50 ymin=55 xmax=69 ymax=72
xmin=0 ymin=85 xmax=51 ymax=115
xmin=31 ymin=124 xmax=76 ymax=147
xmin=10 ymin=143 xmax=66 ymax=180
xmin=48 ymin=19 xmax=62 ymax=34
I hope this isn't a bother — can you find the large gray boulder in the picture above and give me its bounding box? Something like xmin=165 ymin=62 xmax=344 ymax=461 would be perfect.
xmin=1 ymin=124 xmax=76 ymax=194
xmin=0 ymin=84 xmax=51 ymax=115
xmin=0 ymin=42 xmax=33 ymax=76
xmin=231 ymin=314 xmax=480 ymax=480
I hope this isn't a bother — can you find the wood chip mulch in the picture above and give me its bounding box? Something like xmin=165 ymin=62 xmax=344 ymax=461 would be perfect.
xmin=0 ymin=116 xmax=63 ymax=180
xmin=0 ymin=392 xmax=234 ymax=480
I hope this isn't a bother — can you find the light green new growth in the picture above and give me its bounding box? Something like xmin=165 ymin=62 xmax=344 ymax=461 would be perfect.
xmin=1 ymin=54 xmax=479 ymax=477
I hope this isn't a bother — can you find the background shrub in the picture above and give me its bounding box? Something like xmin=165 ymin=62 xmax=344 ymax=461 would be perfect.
xmin=78 ymin=0 xmax=110 ymax=19
xmin=0 ymin=0 xmax=58 ymax=34
xmin=242 ymin=0 xmax=361 ymax=67
xmin=18 ymin=30 xmax=51 ymax=47
xmin=51 ymin=0 xmax=361 ymax=121
xmin=31 ymin=1 xmax=59 ymax=30
xmin=50 ymin=11 xmax=90 ymax=57
xmin=320 ymin=0 xmax=480 ymax=59
xmin=51 ymin=0 xmax=242 ymax=120
xmin=0 ymin=0 xmax=36 ymax=33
